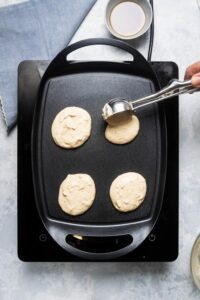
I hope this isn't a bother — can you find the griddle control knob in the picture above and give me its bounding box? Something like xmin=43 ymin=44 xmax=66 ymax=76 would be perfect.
xmin=149 ymin=234 xmax=156 ymax=242
xmin=39 ymin=233 xmax=47 ymax=242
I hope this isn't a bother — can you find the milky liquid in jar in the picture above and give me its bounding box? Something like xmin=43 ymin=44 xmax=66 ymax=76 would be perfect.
xmin=110 ymin=1 xmax=146 ymax=37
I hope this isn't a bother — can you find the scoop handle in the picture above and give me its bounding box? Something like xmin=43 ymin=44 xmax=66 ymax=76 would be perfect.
xmin=132 ymin=79 xmax=200 ymax=110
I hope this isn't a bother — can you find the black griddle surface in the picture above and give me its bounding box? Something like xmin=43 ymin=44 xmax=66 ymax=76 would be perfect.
xmin=39 ymin=72 xmax=163 ymax=224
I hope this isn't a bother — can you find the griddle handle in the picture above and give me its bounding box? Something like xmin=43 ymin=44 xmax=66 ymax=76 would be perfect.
xmin=64 ymin=38 xmax=142 ymax=62
xmin=42 ymin=38 xmax=149 ymax=79
xmin=47 ymin=221 xmax=152 ymax=260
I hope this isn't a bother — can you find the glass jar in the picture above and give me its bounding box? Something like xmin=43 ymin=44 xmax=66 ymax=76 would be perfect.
xmin=191 ymin=234 xmax=200 ymax=291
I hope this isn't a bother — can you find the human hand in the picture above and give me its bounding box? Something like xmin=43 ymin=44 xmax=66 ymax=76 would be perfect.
xmin=184 ymin=61 xmax=200 ymax=87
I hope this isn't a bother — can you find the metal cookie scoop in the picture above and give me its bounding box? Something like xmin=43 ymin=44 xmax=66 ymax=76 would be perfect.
xmin=102 ymin=79 xmax=200 ymax=125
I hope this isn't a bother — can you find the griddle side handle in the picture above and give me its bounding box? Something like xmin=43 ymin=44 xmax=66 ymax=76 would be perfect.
xmin=42 ymin=38 xmax=149 ymax=79
xmin=47 ymin=221 xmax=152 ymax=260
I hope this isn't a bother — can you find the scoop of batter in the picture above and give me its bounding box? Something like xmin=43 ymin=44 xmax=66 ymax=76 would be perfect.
xmin=51 ymin=106 xmax=91 ymax=149
xmin=58 ymin=174 xmax=96 ymax=216
xmin=110 ymin=172 xmax=147 ymax=212
xmin=105 ymin=115 xmax=140 ymax=145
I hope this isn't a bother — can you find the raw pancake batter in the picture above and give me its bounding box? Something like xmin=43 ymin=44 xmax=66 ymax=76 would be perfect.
xmin=51 ymin=106 xmax=91 ymax=149
xmin=105 ymin=115 xmax=140 ymax=144
xmin=110 ymin=172 xmax=147 ymax=212
xmin=58 ymin=174 xmax=96 ymax=216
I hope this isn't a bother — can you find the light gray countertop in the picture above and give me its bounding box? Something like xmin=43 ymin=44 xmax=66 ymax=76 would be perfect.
xmin=0 ymin=0 xmax=200 ymax=299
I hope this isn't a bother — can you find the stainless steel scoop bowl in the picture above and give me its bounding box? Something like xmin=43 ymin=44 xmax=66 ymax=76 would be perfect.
xmin=102 ymin=79 xmax=200 ymax=124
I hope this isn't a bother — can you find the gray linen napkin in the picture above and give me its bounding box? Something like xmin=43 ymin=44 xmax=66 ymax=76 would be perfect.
xmin=0 ymin=0 xmax=96 ymax=132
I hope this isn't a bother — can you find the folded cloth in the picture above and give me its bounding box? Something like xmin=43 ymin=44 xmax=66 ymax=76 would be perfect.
xmin=0 ymin=0 xmax=96 ymax=132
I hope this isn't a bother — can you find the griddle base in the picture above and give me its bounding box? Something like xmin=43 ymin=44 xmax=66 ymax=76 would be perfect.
xmin=18 ymin=61 xmax=178 ymax=262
